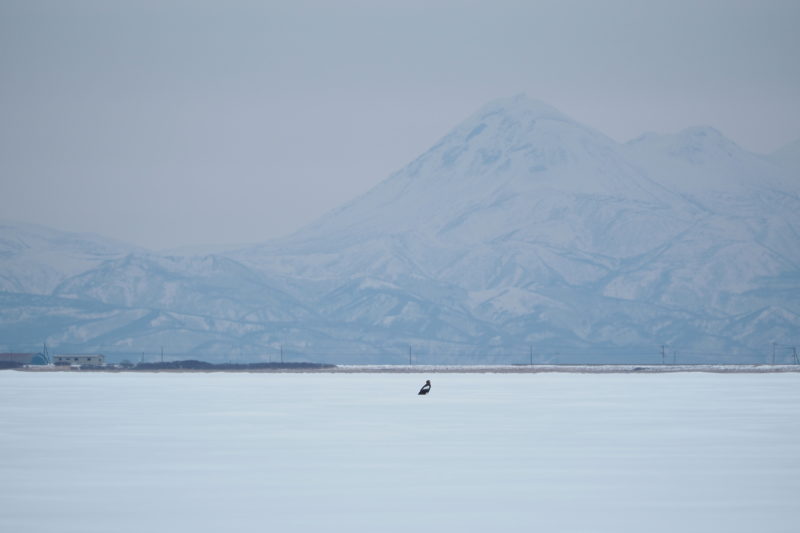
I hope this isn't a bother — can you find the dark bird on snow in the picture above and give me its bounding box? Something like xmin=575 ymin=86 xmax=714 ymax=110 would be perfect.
xmin=418 ymin=380 xmax=431 ymax=395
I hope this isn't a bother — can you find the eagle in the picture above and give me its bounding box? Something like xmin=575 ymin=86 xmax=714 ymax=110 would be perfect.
xmin=418 ymin=380 xmax=431 ymax=395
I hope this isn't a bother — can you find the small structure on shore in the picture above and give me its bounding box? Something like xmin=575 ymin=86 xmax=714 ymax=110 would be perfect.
xmin=0 ymin=353 xmax=49 ymax=368
xmin=53 ymin=354 xmax=105 ymax=367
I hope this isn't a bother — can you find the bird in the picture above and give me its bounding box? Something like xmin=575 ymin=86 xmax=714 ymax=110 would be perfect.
xmin=418 ymin=380 xmax=431 ymax=395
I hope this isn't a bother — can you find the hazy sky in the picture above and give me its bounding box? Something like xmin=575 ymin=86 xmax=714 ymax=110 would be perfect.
xmin=2 ymin=0 xmax=799 ymax=250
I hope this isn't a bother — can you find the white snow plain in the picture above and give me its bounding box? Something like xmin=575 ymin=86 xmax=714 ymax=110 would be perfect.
xmin=1 ymin=371 xmax=799 ymax=533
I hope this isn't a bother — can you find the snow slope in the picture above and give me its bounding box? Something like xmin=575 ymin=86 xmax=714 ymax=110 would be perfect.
xmin=0 ymin=220 xmax=141 ymax=294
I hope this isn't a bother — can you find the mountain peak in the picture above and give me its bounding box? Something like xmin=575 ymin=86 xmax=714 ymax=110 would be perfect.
xmin=474 ymin=94 xmax=573 ymax=124
xmin=626 ymin=125 xmax=745 ymax=165
xmin=675 ymin=125 xmax=737 ymax=148
xmin=431 ymin=94 xmax=610 ymax=164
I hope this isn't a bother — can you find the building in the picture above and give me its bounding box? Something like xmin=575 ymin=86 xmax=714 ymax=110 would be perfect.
xmin=0 ymin=353 xmax=49 ymax=366
xmin=53 ymin=354 xmax=105 ymax=366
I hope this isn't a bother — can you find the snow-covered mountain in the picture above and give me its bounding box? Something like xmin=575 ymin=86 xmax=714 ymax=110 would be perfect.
xmin=0 ymin=220 xmax=142 ymax=294
xmin=2 ymin=96 xmax=798 ymax=363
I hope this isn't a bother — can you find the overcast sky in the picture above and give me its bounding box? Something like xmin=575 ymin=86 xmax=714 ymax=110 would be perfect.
xmin=1 ymin=0 xmax=798 ymax=250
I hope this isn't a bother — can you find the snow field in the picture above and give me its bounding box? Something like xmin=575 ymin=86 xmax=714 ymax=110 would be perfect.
xmin=1 ymin=372 xmax=799 ymax=532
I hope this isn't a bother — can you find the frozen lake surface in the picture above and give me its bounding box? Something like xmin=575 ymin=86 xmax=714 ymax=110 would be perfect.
xmin=1 ymin=371 xmax=799 ymax=532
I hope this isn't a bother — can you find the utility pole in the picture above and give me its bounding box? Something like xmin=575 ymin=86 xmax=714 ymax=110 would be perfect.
xmin=793 ymin=347 xmax=799 ymax=365
xmin=661 ymin=345 xmax=666 ymax=365
xmin=772 ymin=342 xmax=777 ymax=365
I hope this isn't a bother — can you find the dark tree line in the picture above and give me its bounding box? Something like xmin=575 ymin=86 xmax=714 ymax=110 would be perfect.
xmin=132 ymin=360 xmax=335 ymax=370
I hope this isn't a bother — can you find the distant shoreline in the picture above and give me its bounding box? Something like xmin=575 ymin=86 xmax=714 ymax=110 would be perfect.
xmin=11 ymin=364 xmax=800 ymax=374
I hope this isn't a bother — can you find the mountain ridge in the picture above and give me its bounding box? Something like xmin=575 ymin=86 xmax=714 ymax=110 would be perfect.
xmin=2 ymin=95 xmax=798 ymax=362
